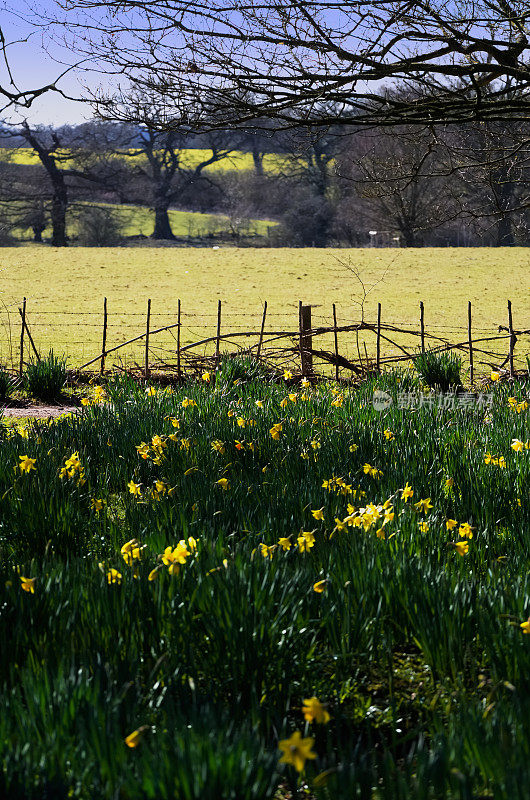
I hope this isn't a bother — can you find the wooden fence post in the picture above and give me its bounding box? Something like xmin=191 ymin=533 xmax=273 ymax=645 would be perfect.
xmin=177 ymin=299 xmax=181 ymax=381
xmin=145 ymin=298 xmax=151 ymax=379
xmin=19 ymin=297 xmax=26 ymax=378
xmin=376 ymin=302 xmax=381 ymax=372
xmin=468 ymin=301 xmax=473 ymax=386
xmin=100 ymin=297 xmax=108 ymax=375
xmin=215 ymin=300 xmax=222 ymax=365
xmin=332 ymin=303 xmax=339 ymax=381
xmin=420 ymin=301 xmax=425 ymax=353
xmin=299 ymin=303 xmax=313 ymax=377
xmin=256 ymin=301 xmax=267 ymax=361
xmin=508 ymin=299 xmax=514 ymax=377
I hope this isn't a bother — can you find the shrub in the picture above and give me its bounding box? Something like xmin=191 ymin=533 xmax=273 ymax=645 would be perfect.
xmin=76 ymin=205 xmax=125 ymax=246
xmin=414 ymin=349 xmax=462 ymax=391
xmin=24 ymin=350 xmax=67 ymax=401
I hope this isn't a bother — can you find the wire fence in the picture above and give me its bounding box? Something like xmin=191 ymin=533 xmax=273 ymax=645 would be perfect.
xmin=1 ymin=296 xmax=528 ymax=380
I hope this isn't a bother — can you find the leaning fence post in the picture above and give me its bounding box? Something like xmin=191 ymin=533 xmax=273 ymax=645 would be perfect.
xmin=145 ymin=298 xmax=151 ymax=379
xmin=508 ymin=299 xmax=514 ymax=377
xmin=256 ymin=301 xmax=267 ymax=361
xmin=332 ymin=303 xmax=339 ymax=381
xmin=19 ymin=297 xmax=26 ymax=378
xmin=376 ymin=302 xmax=382 ymax=373
xmin=468 ymin=300 xmax=473 ymax=386
xmin=100 ymin=297 xmax=108 ymax=375
xmin=177 ymin=299 xmax=181 ymax=381
xmin=420 ymin=301 xmax=425 ymax=353
xmin=215 ymin=299 xmax=222 ymax=365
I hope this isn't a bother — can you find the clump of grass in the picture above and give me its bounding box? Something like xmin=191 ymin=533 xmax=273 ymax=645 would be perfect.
xmin=24 ymin=350 xmax=67 ymax=401
xmin=0 ymin=367 xmax=17 ymax=401
xmin=215 ymin=353 xmax=278 ymax=387
xmin=414 ymin=349 xmax=462 ymax=392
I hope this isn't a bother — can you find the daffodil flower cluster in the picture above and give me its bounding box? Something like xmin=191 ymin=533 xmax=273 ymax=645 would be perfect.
xmin=58 ymin=451 xmax=86 ymax=485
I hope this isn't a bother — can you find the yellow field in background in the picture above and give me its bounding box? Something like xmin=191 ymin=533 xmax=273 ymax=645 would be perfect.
xmin=0 ymin=148 xmax=289 ymax=174
xmin=0 ymin=247 xmax=528 ymax=374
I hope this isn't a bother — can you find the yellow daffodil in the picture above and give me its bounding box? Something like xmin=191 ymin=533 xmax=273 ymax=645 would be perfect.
xmin=311 ymin=508 xmax=324 ymax=521
xmin=202 ymin=371 xmax=211 ymax=382
xmin=148 ymin=567 xmax=161 ymax=581
xmin=283 ymin=370 xmax=293 ymax=381
xmin=446 ymin=519 xmax=458 ymax=531
xmin=127 ymin=480 xmax=142 ymax=496
xmin=383 ymin=429 xmax=394 ymax=440
xmin=349 ymin=443 xmax=358 ymax=452
xmin=270 ymin=423 xmax=282 ymax=440
xmin=278 ymin=731 xmax=316 ymax=772
xmin=302 ymin=697 xmax=331 ymax=724
xmin=490 ymin=371 xmax=500 ymax=381
xmin=401 ymin=483 xmax=414 ymax=502
xmin=107 ymin=568 xmax=122 ymax=584
xmin=90 ymin=498 xmax=104 ymax=512
xmin=216 ymin=478 xmax=229 ymax=491
xmin=418 ymin=521 xmax=429 ymax=533
xmin=301 ymin=378 xmax=310 ymax=388
xmin=459 ymin=522 xmax=474 ymax=539
xmin=278 ymin=536 xmax=292 ymax=551
xmin=520 ymin=619 xmax=530 ymax=634
xmin=313 ymin=580 xmax=327 ymax=593
xmin=20 ymin=576 xmax=36 ymax=593
xmin=414 ymin=497 xmax=433 ymax=514
xmin=452 ymin=541 xmax=469 ymax=557
xmin=124 ymin=726 xmax=149 ymax=748
xmin=512 ymin=439 xmax=524 ymax=452
xmin=259 ymin=543 xmax=276 ymax=559
xmin=18 ymin=455 xmax=36 ymax=474
xmin=444 ymin=477 xmax=454 ymax=490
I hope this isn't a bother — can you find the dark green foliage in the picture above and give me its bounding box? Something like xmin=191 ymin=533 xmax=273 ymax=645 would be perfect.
xmin=0 ymin=366 xmax=16 ymax=400
xmin=24 ymin=349 xmax=67 ymax=400
xmin=414 ymin=349 xmax=462 ymax=391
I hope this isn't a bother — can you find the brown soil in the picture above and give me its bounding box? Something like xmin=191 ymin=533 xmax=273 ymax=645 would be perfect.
xmin=2 ymin=405 xmax=80 ymax=419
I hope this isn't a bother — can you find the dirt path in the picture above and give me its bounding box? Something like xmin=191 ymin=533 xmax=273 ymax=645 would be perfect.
xmin=2 ymin=406 xmax=80 ymax=419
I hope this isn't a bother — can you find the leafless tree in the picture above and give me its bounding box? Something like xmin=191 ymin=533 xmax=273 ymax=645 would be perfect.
xmin=42 ymin=1 xmax=530 ymax=129
xmin=340 ymin=126 xmax=457 ymax=246
xmin=1 ymin=122 xmax=126 ymax=245
xmin=115 ymin=125 xmax=235 ymax=239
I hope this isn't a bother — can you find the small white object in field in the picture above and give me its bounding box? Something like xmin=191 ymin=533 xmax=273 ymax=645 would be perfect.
xmin=213 ymin=246 xmax=220 ymax=250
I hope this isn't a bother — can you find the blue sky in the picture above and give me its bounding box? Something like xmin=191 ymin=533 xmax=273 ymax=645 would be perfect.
xmin=1 ymin=0 xmax=103 ymax=125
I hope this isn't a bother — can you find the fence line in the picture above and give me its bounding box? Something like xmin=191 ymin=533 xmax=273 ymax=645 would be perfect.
xmin=7 ymin=297 xmax=530 ymax=379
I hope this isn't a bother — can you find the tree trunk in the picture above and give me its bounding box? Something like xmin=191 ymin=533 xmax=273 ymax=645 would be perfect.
xmin=32 ymin=224 xmax=45 ymax=243
xmin=400 ymin=224 xmax=417 ymax=247
xmin=152 ymin=201 xmax=175 ymax=240
xmin=252 ymin=147 xmax=264 ymax=176
xmin=50 ymin=185 xmax=68 ymax=247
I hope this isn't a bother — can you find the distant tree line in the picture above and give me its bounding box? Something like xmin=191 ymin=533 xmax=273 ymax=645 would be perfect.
xmin=0 ymin=116 xmax=528 ymax=247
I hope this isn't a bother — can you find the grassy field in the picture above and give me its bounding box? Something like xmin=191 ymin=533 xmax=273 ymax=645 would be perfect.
xmin=10 ymin=202 xmax=275 ymax=243
xmin=0 ymin=367 xmax=529 ymax=797
xmin=0 ymin=247 xmax=527 ymax=373
xmin=0 ymin=147 xmax=289 ymax=174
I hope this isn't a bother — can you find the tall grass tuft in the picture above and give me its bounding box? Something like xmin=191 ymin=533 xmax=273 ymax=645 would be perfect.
xmin=414 ymin=349 xmax=462 ymax=391
xmin=0 ymin=367 xmax=16 ymax=401
xmin=24 ymin=350 xmax=67 ymax=401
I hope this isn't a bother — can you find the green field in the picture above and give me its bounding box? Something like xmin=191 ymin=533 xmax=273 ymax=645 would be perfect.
xmin=0 ymin=369 xmax=529 ymax=796
xmin=0 ymin=247 xmax=527 ymax=373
